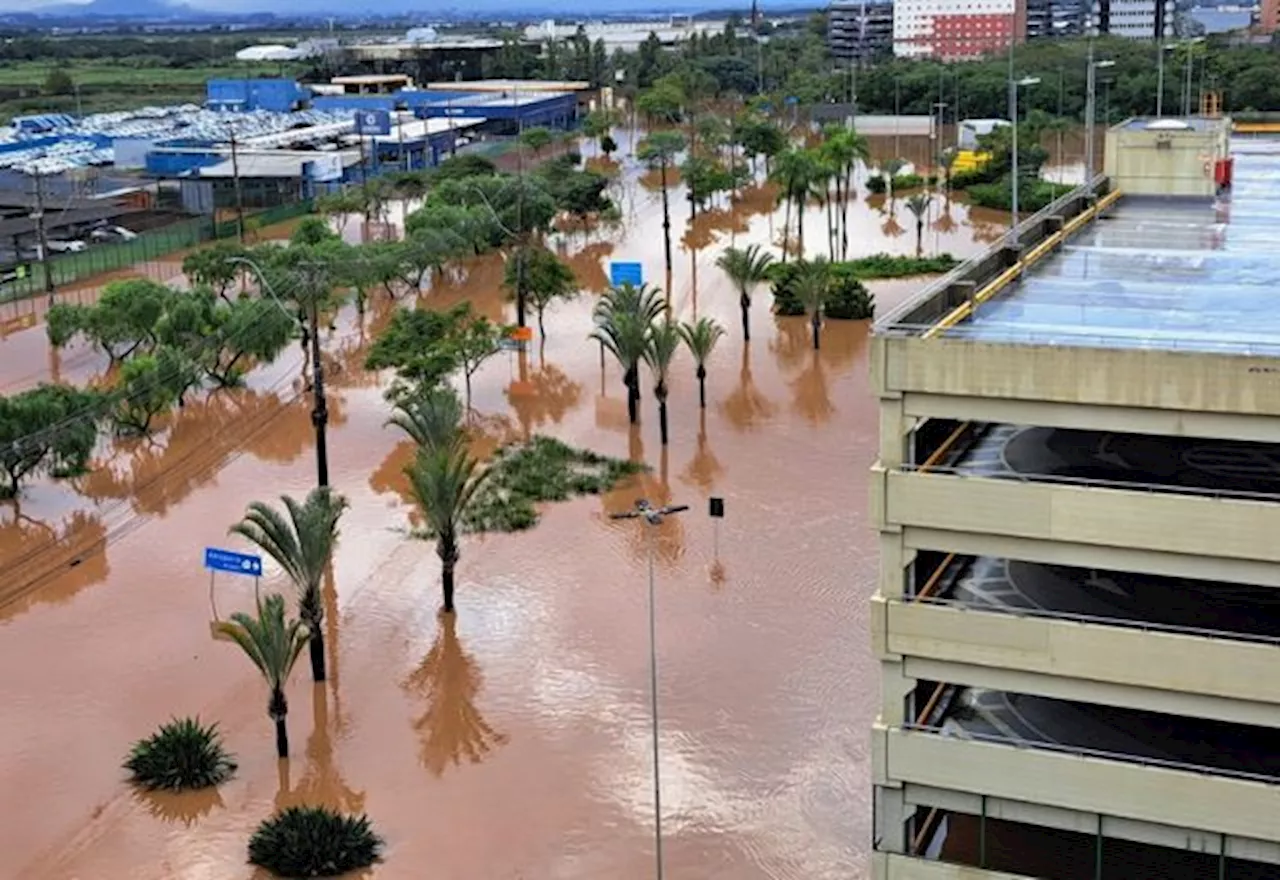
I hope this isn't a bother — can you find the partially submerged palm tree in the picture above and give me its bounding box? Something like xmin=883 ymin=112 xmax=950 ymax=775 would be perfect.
xmin=230 ymin=488 xmax=348 ymax=683
xmin=406 ymin=444 xmax=492 ymax=615
xmin=905 ymin=193 xmax=933 ymax=255
xmin=386 ymin=385 xmax=464 ymax=454
xmin=215 ymin=593 xmax=310 ymax=759
xmin=882 ymin=158 xmax=907 ymax=212
xmin=715 ymin=244 xmax=774 ymax=342
xmin=678 ymin=317 xmax=726 ymax=408
xmin=644 ymin=318 xmax=682 ymax=445
xmin=590 ymin=282 xmax=665 ymax=425
xmin=794 ymin=260 xmax=830 ymax=351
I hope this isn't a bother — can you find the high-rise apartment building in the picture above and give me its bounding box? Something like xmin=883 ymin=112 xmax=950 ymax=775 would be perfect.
xmin=829 ymin=0 xmax=896 ymax=61
xmin=1259 ymin=0 xmax=1279 ymax=33
xmin=1089 ymin=0 xmax=1175 ymax=38
xmin=1025 ymin=0 xmax=1087 ymax=38
xmin=869 ymin=122 xmax=1280 ymax=880
xmin=892 ymin=0 xmax=1026 ymax=60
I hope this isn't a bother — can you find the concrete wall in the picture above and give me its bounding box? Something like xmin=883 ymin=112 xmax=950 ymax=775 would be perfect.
xmin=877 ymin=725 xmax=1280 ymax=842
xmin=1103 ymin=123 xmax=1228 ymax=197
xmin=872 ymin=336 xmax=1280 ymax=419
xmin=873 ymin=852 xmax=1038 ymax=880
xmin=880 ymin=598 xmax=1280 ymax=717
xmin=876 ymin=469 xmax=1280 ymax=566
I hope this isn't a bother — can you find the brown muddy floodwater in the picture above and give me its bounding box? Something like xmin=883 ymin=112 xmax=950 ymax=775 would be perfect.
xmin=0 ymin=135 xmax=1003 ymax=880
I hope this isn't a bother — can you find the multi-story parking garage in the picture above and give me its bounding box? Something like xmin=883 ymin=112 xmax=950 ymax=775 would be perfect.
xmin=868 ymin=132 xmax=1280 ymax=880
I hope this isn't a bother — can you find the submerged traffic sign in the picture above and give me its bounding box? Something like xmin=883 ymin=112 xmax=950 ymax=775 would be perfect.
xmin=609 ymin=261 xmax=644 ymax=287
xmin=204 ymin=547 xmax=263 ymax=577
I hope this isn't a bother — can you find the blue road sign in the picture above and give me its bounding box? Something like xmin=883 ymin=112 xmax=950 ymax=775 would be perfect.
xmin=609 ymin=261 xmax=644 ymax=287
xmin=354 ymin=109 xmax=392 ymax=136
xmin=784 ymin=96 xmax=799 ymax=106
xmin=204 ymin=547 xmax=264 ymax=577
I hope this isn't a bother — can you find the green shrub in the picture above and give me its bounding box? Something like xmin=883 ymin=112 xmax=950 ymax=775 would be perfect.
xmin=124 ymin=717 xmax=237 ymax=792
xmin=866 ymin=172 xmax=933 ymax=195
xmin=769 ymin=262 xmax=876 ymax=320
xmin=248 ymin=806 xmax=383 ymax=878
xmin=842 ymin=252 xmax=960 ymax=279
xmin=967 ymin=177 xmax=1074 ymax=212
xmin=950 ymin=165 xmax=1003 ymax=189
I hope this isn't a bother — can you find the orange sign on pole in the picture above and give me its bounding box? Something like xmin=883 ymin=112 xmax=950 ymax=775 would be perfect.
xmin=510 ymin=326 xmax=534 ymax=343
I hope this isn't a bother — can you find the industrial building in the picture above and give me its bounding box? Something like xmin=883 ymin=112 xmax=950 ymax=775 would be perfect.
xmin=866 ymin=115 xmax=1280 ymax=880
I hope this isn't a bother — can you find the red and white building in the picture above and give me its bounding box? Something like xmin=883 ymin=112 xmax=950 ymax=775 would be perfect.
xmin=892 ymin=0 xmax=1026 ymax=60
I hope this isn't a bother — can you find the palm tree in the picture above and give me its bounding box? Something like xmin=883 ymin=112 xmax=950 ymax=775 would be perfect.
xmin=590 ymin=282 xmax=665 ymax=425
xmin=770 ymin=148 xmax=817 ymax=261
xmin=406 ymin=444 xmax=492 ymax=615
xmin=715 ymin=244 xmax=774 ymax=342
xmin=794 ymin=259 xmax=829 ymax=351
xmin=882 ymin=157 xmax=907 ymax=213
xmin=230 ymin=488 xmax=348 ymax=683
xmin=678 ymin=317 xmax=726 ymax=408
xmin=215 ymin=593 xmax=310 ymax=759
xmin=821 ymin=126 xmax=870 ymax=260
xmin=644 ymin=318 xmax=681 ymax=446
xmin=905 ymin=193 xmax=933 ymax=255
xmin=637 ymin=131 xmax=687 ymax=287
xmin=386 ymin=385 xmax=464 ymax=454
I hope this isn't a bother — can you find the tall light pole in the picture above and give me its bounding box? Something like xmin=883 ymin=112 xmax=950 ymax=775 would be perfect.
xmin=609 ymin=498 xmax=689 ymax=880
xmin=1009 ymin=75 xmax=1039 ymax=246
xmin=1181 ymin=37 xmax=1205 ymax=117
xmin=1156 ymin=42 xmax=1175 ymax=117
xmin=228 ymin=256 xmax=330 ymax=489
xmin=1085 ymin=45 xmax=1115 ymax=186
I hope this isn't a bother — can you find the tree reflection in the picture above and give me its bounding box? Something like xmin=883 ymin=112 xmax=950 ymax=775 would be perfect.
xmin=681 ymin=408 xmax=723 ymax=492
xmin=133 ymin=787 xmax=224 ymax=825
xmin=564 ymin=241 xmax=616 ymax=293
xmin=505 ymin=351 xmax=584 ymax=439
xmin=791 ymin=350 xmax=834 ymax=425
xmin=0 ymin=507 xmax=108 ymax=622
xmin=403 ymin=613 xmax=508 ymax=776
xmin=720 ymin=342 xmax=775 ymax=432
xmin=274 ymin=684 xmax=366 ymax=814
xmin=769 ymin=316 xmax=812 ymax=372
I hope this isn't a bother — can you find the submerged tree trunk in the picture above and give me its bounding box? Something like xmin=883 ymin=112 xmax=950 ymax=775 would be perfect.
xmin=660 ymin=164 xmax=673 ymax=285
xmin=781 ymin=195 xmax=792 ymax=263
xmin=625 ymin=365 xmax=640 ymax=424
xmin=811 ymin=314 xmax=822 ymax=351
xmin=796 ymin=195 xmax=806 ymax=259
xmin=656 ymin=386 xmax=669 ymax=445
xmin=307 ymin=619 xmax=327 ymax=682
xmin=740 ymin=292 xmax=751 ymax=342
xmin=270 ymin=689 xmax=289 ymax=758
xmin=440 ymin=543 xmax=458 ymax=614
xmin=696 ymin=365 xmax=707 ymax=408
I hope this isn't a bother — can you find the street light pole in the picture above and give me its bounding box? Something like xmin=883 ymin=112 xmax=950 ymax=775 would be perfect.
xmin=227 ymin=256 xmax=330 ymax=489
xmin=1085 ymin=48 xmax=1114 ymax=187
xmin=609 ymin=498 xmax=690 ymax=880
xmin=1010 ymin=75 xmax=1040 ymax=246
xmin=1156 ymin=42 xmax=1174 ymax=117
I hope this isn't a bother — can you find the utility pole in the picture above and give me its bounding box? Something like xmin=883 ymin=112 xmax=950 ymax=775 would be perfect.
xmin=609 ymin=498 xmax=690 ymax=880
xmin=1156 ymin=41 xmax=1168 ymax=117
xmin=1085 ymin=41 xmax=1096 ymax=184
xmin=1007 ymin=29 xmax=1017 ymax=246
xmin=31 ymin=169 xmax=54 ymax=302
xmin=228 ymin=123 xmax=246 ymax=243
xmin=308 ymin=292 xmax=331 ymax=490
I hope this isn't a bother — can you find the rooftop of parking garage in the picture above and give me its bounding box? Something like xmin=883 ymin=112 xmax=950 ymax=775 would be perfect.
xmin=875 ymin=142 xmax=1280 ymax=356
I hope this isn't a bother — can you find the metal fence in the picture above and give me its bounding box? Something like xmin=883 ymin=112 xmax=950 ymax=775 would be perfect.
xmin=0 ymin=200 xmax=314 ymax=304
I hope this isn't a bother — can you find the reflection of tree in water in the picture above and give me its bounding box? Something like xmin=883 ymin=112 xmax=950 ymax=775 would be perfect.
xmin=275 ymin=684 xmax=367 ymax=814
xmin=681 ymin=409 xmax=723 ymax=493
xmin=505 ymin=351 xmax=584 ymax=439
xmin=403 ymin=613 xmax=508 ymax=776
xmin=604 ymin=444 xmax=685 ymax=569
xmin=423 ymin=253 xmax=508 ymax=323
xmin=932 ymin=196 xmax=958 ymax=235
xmin=771 ymin=315 xmax=865 ymax=376
xmin=0 ymin=508 xmax=108 ymax=622
xmin=720 ymin=343 xmax=776 ymax=432
xmin=134 ymin=787 xmax=224 ymax=825
xmin=770 ymin=316 xmax=812 ymax=373
xmin=563 ymin=241 xmax=615 ymax=293
xmin=77 ymin=388 xmax=346 ymax=516
xmin=881 ymin=212 xmax=906 ymax=239
xmin=790 ymin=350 xmax=835 ymax=425
xmin=732 ymin=182 xmax=780 ymax=221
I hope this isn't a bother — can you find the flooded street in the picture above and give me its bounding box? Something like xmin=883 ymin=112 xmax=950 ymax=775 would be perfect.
xmin=0 ymin=137 xmax=1003 ymax=879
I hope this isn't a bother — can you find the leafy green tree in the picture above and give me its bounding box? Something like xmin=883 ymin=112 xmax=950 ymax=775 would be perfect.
xmin=405 ymin=431 xmax=492 ymax=615
xmin=215 ymin=593 xmax=310 ymax=759
xmin=716 ymin=244 xmax=775 ymax=342
xmin=230 ymin=488 xmax=349 ymax=684
xmin=503 ymin=246 xmax=578 ymax=338
xmin=47 ymin=278 xmax=172 ymax=364
xmin=601 ymin=133 xmax=618 ymax=158
xmin=181 ymin=241 xmax=248 ymax=301
xmin=430 ymin=154 xmax=498 ymax=181
xmin=644 ymin=318 xmax=681 ymax=446
xmin=590 ymin=282 xmax=665 ymax=425
xmin=113 ymin=347 xmax=198 ymax=435
xmin=44 ymin=68 xmax=73 ymax=96
xmin=636 ymin=75 xmax=685 ymax=123
xmin=736 ymin=116 xmax=787 ymax=176
xmin=519 ymin=126 xmax=553 ymax=157
xmin=0 ymin=384 xmax=102 ymax=498
xmin=448 ymin=309 xmax=506 ymax=410
xmin=208 ymin=297 xmax=296 ymax=387
xmin=637 ymin=131 xmax=686 ymax=285
xmin=678 ymin=317 xmax=726 ymax=409
xmin=365 ymin=307 xmax=464 ymax=390
xmin=581 ymin=109 xmax=617 ymax=154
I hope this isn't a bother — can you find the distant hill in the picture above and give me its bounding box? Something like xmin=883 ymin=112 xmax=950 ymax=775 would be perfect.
xmin=32 ymin=0 xmax=199 ymax=18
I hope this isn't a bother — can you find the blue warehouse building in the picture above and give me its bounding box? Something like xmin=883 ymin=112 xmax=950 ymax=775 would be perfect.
xmin=206 ymin=79 xmax=311 ymax=113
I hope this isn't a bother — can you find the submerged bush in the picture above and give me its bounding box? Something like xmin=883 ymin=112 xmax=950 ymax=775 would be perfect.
xmin=124 ymin=717 xmax=237 ymax=792
xmin=770 ymin=263 xmax=877 ymax=320
xmin=248 ymin=806 xmax=383 ymax=877
xmin=824 ymin=280 xmax=876 ymax=320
